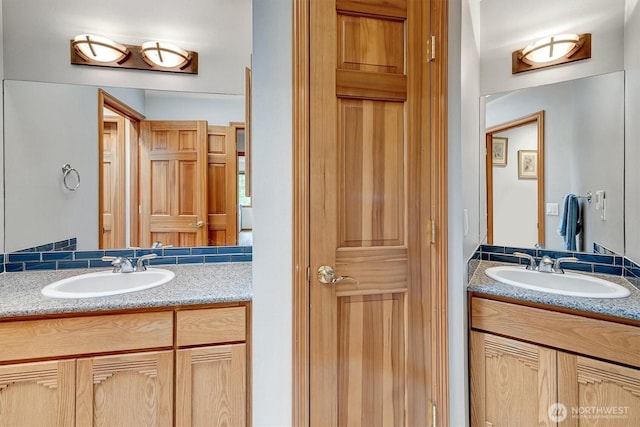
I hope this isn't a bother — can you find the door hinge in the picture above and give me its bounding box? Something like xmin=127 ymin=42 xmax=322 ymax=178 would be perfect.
xmin=427 ymin=35 xmax=436 ymax=61
xmin=431 ymin=402 xmax=437 ymax=427
xmin=306 ymin=265 xmax=311 ymax=284
xmin=430 ymin=219 xmax=436 ymax=244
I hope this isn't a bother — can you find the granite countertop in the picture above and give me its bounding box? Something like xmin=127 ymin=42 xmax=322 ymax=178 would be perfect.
xmin=468 ymin=260 xmax=640 ymax=322
xmin=0 ymin=263 xmax=252 ymax=319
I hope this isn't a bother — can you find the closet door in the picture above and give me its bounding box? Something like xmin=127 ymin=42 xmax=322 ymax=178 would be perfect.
xmin=309 ymin=0 xmax=444 ymax=425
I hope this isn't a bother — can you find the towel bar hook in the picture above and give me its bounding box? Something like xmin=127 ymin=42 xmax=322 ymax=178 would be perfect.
xmin=62 ymin=164 xmax=80 ymax=191
xmin=577 ymin=192 xmax=592 ymax=203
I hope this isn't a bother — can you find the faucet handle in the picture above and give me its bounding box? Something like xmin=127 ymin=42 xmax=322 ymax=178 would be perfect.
xmin=553 ymin=257 xmax=579 ymax=273
xmin=513 ymin=252 xmax=536 ymax=270
xmin=136 ymin=253 xmax=158 ymax=271
xmin=102 ymin=256 xmax=134 ymax=273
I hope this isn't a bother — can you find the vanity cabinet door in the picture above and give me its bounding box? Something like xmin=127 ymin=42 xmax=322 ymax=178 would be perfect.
xmin=75 ymin=350 xmax=173 ymax=427
xmin=558 ymin=353 xmax=640 ymax=426
xmin=0 ymin=359 xmax=75 ymax=427
xmin=470 ymin=331 xmax=556 ymax=427
xmin=175 ymin=344 xmax=246 ymax=427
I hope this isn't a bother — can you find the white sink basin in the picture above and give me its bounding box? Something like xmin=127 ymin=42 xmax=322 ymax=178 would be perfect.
xmin=41 ymin=268 xmax=175 ymax=298
xmin=484 ymin=266 xmax=630 ymax=298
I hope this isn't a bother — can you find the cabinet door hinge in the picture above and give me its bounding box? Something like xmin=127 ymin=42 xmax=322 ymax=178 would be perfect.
xmin=427 ymin=35 xmax=436 ymax=61
xmin=430 ymin=219 xmax=436 ymax=244
xmin=431 ymin=402 xmax=437 ymax=427
xmin=306 ymin=265 xmax=311 ymax=284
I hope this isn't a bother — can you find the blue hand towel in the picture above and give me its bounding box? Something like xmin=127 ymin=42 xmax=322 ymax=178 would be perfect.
xmin=557 ymin=194 xmax=582 ymax=251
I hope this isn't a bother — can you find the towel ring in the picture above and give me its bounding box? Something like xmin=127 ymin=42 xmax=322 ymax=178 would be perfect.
xmin=62 ymin=164 xmax=80 ymax=191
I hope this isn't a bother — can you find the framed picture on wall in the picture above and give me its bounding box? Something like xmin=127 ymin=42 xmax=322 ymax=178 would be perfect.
xmin=518 ymin=150 xmax=537 ymax=179
xmin=492 ymin=136 xmax=508 ymax=166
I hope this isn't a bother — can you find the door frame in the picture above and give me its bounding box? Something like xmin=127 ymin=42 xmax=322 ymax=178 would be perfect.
xmin=291 ymin=0 xmax=450 ymax=425
xmin=97 ymin=90 xmax=145 ymax=248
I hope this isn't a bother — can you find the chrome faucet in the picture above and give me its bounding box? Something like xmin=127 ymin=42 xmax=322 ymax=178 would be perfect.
xmin=136 ymin=253 xmax=158 ymax=271
xmin=102 ymin=256 xmax=135 ymax=273
xmin=537 ymin=255 xmax=554 ymax=273
xmin=553 ymin=257 xmax=579 ymax=274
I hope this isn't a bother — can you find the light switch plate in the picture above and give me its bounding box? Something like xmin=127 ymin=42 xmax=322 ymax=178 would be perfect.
xmin=546 ymin=203 xmax=559 ymax=216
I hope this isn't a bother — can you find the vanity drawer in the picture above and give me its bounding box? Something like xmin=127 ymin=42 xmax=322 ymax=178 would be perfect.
xmin=470 ymin=296 xmax=640 ymax=368
xmin=177 ymin=306 xmax=246 ymax=347
xmin=0 ymin=311 xmax=174 ymax=363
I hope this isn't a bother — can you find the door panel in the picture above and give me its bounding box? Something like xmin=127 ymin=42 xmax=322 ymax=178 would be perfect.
xmin=310 ymin=0 xmax=434 ymax=425
xmin=207 ymin=125 xmax=238 ymax=246
xmin=339 ymin=100 xmax=404 ymax=248
xmin=0 ymin=360 xmax=75 ymax=427
xmin=101 ymin=116 xmax=126 ymax=249
xmin=76 ymin=351 xmax=173 ymax=427
xmin=338 ymin=294 xmax=405 ymax=426
xmin=140 ymin=120 xmax=208 ymax=247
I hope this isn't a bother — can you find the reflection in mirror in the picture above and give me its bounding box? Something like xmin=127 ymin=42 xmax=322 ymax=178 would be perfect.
xmin=4 ymin=80 xmax=249 ymax=253
xmin=486 ymin=112 xmax=544 ymax=248
xmin=483 ymin=71 xmax=624 ymax=254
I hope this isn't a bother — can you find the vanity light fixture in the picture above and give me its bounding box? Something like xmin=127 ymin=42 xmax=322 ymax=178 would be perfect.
xmin=71 ymin=34 xmax=130 ymax=63
xmin=70 ymin=34 xmax=198 ymax=74
xmin=140 ymin=41 xmax=192 ymax=69
xmin=512 ymin=33 xmax=591 ymax=74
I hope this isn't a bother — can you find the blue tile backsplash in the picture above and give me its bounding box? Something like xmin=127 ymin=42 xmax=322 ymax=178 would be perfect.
xmin=3 ymin=246 xmax=252 ymax=272
xmin=16 ymin=238 xmax=78 ymax=252
xmin=473 ymin=244 xmax=640 ymax=290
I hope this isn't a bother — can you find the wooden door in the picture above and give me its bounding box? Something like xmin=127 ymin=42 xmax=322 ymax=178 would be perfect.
xmin=101 ymin=116 xmax=126 ymax=249
xmin=309 ymin=0 xmax=441 ymax=425
xmin=470 ymin=332 xmax=556 ymax=427
xmin=176 ymin=344 xmax=246 ymax=426
xmin=0 ymin=360 xmax=75 ymax=426
xmin=76 ymin=351 xmax=173 ymax=427
xmin=139 ymin=120 xmax=208 ymax=247
xmin=207 ymin=124 xmax=239 ymax=246
xmin=558 ymin=353 xmax=640 ymax=427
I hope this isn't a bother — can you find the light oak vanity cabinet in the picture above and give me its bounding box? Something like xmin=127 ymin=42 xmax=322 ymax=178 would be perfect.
xmin=0 ymin=303 xmax=250 ymax=427
xmin=470 ymin=296 xmax=640 ymax=427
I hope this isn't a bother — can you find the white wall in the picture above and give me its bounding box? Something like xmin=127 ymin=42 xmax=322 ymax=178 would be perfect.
xmin=144 ymin=91 xmax=245 ymax=124
xmin=625 ymin=0 xmax=640 ymax=263
xmin=480 ymin=0 xmax=625 ymax=95
xmin=251 ymin=0 xmax=292 ymax=425
xmin=0 ymin=0 xmax=4 ymax=254
xmin=450 ymin=0 xmax=473 ymax=425
xmin=571 ymin=73 xmax=625 ymax=253
xmin=491 ymin=125 xmax=538 ymax=247
xmin=461 ymin=0 xmax=481 ymax=261
xmin=4 ymin=81 xmax=99 ymax=252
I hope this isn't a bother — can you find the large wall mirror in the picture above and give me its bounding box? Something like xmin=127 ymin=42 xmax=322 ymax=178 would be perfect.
xmin=4 ymin=80 xmax=251 ymax=253
xmin=482 ymin=71 xmax=625 ymax=254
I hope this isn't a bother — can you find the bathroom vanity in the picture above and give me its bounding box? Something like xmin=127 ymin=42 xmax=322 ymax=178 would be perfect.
xmin=468 ymin=261 xmax=640 ymax=427
xmin=0 ymin=263 xmax=252 ymax=427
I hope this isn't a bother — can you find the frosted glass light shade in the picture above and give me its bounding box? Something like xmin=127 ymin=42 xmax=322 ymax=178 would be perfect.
xmin=141 ymin=41 xmax=191 ymax=68
xmin=521 ymin=34 xmax=580 ymax=64
xmin=72 ymin=34 xmax=129 ymax=63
